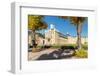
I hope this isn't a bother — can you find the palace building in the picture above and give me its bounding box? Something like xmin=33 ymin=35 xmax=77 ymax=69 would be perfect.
xmin=28 ymin=24 xmax=88 ymax=47
xmin=44 ymin=24 xmax=68 ymax=46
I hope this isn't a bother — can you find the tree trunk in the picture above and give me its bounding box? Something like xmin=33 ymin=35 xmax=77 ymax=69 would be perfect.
xmin=77 ymin=24 xmax=82 ymax=50
xmin=32 ymin=30 xmax=37 ymax=48
xmin=32 ymin=30 xmax=38 ymax=52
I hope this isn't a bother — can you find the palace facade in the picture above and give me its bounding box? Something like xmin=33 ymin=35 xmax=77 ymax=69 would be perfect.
xmin=28 ymin=24 xmax=88 ymax=46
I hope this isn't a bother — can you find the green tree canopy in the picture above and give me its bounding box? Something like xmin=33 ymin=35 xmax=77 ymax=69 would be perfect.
xmin=59 ymin=16 xmax=86 ymax=50
xmin=28 ymin=15 xmax=47 ymax=31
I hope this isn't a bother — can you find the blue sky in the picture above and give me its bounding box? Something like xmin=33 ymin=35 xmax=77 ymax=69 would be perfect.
xmin=43 ymin=16 xmax=88 ymax=37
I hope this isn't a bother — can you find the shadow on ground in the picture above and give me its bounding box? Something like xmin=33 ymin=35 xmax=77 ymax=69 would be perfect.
xmin=36 ymin=46 xmax=76 ymax=60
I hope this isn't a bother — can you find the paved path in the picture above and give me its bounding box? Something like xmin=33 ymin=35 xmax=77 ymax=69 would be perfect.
xmin=28 ymin=48 xmax=59 ymax=60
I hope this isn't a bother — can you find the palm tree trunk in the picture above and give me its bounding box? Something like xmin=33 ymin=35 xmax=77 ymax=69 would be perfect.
xmin=77 ymin=24 xmax=82 ymax=50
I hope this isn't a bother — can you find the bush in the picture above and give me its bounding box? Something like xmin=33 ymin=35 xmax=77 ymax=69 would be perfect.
xmin=66 ymin=44 xmax=77 ymax=48
xmin=37 ymin=46 xmax=42 ymax=48
xmin=75 ymin=49 xmax=88 ymax=58
xmin=51 ymin=44 xmax=77 ymax=49
xmin=51 ymin=45 xmax=61 ymax=48
xmin=82 ymin=44 xmax=88 ymax=50
xmin=61 ymin=45 xmax=75 ymax=50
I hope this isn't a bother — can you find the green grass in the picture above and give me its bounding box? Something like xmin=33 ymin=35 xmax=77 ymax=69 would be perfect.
xmin=66 ymin=44 xmax=77 ymax=48
xmin=36 ymin=46 xmax=44 ymax=49
xmin=36 ymin=44 xmax=88 ymax=50
xmin=50 ymin=45 xmax=61 ymax=48
xmin=50 ymin=44 xmax=76 ymax=48
xmin=75 ymin=49 xmax=88 ymax=58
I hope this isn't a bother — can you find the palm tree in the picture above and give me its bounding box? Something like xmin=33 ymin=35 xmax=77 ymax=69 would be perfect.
xmin=59 ymin=16 xmax=86 ymax=50
xmin=28 ymin=15 xmax=48 ymax=48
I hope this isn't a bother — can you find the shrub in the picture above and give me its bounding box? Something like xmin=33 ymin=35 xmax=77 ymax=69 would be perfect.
xmin=66 ymin=44 xmax=77 ymax=48
xmin=61 ymin=45 xmax=75 ymax=50
xmin=51 ymin=45 xmax=61 ymax=48
xmin=37 ymin=46 xmax=42 ymax=48
xmin=75 ymin=49 xmax=88 ymax=58
xmin=82 ymin=44 xmax=88 ymax=50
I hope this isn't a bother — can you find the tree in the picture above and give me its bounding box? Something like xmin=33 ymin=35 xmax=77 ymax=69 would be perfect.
xmin=69 ymin=17 xmax=86 ymax=50
xmin=28 ymin=15 xmax=48 ymax=48
xmin=59 ymin=16 xmax=86 ymax=50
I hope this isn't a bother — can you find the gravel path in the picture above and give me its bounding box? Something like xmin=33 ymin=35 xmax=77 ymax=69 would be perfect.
xmin=28 ymin=48 xmax=59 ymax=60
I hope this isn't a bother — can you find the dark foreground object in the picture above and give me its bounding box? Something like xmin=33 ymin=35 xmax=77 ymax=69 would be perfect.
xmin=37 ymin=46 xmax=76 ymax=60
